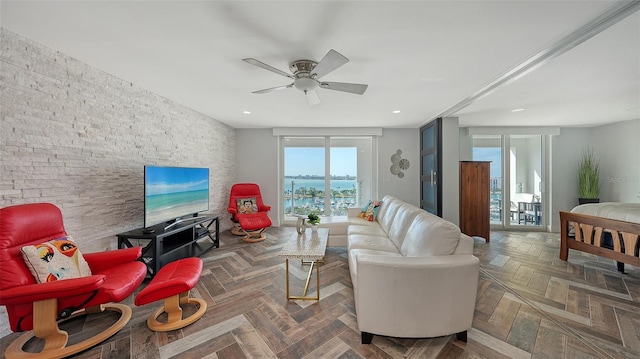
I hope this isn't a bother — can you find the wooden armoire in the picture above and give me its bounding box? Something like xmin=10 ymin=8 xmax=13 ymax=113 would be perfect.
xmin=459 ymin=161 xmax=490 ymax=242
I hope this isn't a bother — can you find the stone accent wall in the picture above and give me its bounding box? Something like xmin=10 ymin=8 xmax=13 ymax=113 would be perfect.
xmin=0 ymin=29 xmax=236 ymax=252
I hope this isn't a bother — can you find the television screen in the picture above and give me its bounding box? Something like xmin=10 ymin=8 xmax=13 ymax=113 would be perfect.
xmin=144 ymin=166 xmax=210 ymax=228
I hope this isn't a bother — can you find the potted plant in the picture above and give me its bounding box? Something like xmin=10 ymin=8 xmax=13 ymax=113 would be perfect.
xmin=578 ymin=148 xmax=600 ymax=205
xmin=307 ymin=212 xmax=321 ymax=231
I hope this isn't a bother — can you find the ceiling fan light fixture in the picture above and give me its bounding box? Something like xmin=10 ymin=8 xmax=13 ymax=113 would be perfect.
xmin=243 ymin=49 xmax=367 ymax=105
xmin=294 ymin=76 xmax=318 ymax=92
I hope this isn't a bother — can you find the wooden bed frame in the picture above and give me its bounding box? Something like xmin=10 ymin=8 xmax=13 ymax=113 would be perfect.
xmin=560 ymin=211 xmax=640 ymax=270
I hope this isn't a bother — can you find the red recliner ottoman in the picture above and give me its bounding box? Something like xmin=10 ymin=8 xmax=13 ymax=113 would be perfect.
xmin=135 ymin=257 xmax=207 ymax=331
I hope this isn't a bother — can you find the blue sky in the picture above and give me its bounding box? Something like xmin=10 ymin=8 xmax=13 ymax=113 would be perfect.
xmin=473 ymin=148 xmax=502 ymax=177
xmin=145 ymin=166 xmax=209 ymax=195
xmin=285 ymin=147 xmax=502 ymax=177
xmin=285 ymin=148 xmax=357 ymax=176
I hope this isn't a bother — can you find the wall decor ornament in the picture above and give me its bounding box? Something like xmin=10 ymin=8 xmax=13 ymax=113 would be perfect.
xmin=390 ymin=149 xmax=410 ymax=178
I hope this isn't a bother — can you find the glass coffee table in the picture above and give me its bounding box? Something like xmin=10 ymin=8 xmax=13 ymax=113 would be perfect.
xmin=279 ymin=228 xmax=328 ymax=300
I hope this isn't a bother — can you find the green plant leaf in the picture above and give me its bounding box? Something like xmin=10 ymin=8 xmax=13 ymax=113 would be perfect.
xmin=307 ymin=212 xmax=321 ymax=225
xmin=578 ymin=148 xmax=600 ymax=198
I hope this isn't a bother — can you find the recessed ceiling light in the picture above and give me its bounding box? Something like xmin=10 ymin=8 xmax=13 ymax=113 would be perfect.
xmin=392 ymin=110 xmax=401 ymax=114
xmin=511 ymin=108 xmax=524 ymax=112
xmin=242 ymin=110 xmax=251 ymax=114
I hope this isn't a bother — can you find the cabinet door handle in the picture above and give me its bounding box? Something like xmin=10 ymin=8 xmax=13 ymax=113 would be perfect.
xmin=430 ymin=170 xmax=437 ymax=185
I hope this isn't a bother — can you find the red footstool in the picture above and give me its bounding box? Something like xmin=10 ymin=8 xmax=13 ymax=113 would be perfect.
xmin=135 ymin=257 xmax=207 ymax=331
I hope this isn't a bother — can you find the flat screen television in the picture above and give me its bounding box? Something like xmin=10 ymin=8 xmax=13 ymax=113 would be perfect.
xmin=144 ymin=166 xmax=210 ymax=229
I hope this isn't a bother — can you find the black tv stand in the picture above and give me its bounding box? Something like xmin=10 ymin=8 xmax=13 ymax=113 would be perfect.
xmin=163 ymin=215 xmax=213 ymax=231
xmin=117 ymin=215 xmax=219 ymax=278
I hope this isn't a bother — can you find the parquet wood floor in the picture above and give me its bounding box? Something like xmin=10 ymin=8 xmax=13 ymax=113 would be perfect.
xmin=1 ymin=228 xmax=639 ymax=358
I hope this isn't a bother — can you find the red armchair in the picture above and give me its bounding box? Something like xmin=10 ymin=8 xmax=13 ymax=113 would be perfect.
xmin=0 ymin=203 xmax=147 ymax=359
xmin=227 ymin=183 xmax=272 ymax=242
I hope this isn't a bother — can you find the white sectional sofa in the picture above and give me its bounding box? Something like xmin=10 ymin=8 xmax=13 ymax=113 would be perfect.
xmin=347 ymin=195 xmax=479 ymax=344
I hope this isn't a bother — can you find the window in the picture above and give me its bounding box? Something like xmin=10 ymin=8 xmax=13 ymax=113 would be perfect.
xmin=472 ymin=134 xmax=546 ymax=228
xmin=282 ymin=136 xmax=374 ymax=219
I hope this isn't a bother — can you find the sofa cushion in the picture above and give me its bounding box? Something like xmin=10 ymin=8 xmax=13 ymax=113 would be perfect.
xmin=348 ymin=220 xmax=386 ymax=237
xmin=386 ymin=204 xmax=423 ymax=249
xmin=372 ymin=196 xmax=392 ymax=222
xmin=400 ymin=213 xmax=461 ymax=256
xmin=347 ymin=233 xmax=401 ymax=254
xmin=318 ymin=216 xmax=348 ymax=235
xmin=377 ymin=197 xmax=402 ymax=235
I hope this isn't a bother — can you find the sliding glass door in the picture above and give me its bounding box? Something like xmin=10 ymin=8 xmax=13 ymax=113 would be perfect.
xmin=507 ymin=135 xmax=543 ymax=227
xmin=283 ymin=137 xmax=325 ymax=217
xmin=472 ymin=134 xmax=545 ymax=228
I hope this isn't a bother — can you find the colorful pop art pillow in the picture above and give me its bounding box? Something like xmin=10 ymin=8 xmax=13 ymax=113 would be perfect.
xmin=21 ymin=236 xmax=92 ymax=283
xmin=236 ymin=197 xmax=258 ymax=214
xmin=359 ymin=200 xmax=382 ymax=222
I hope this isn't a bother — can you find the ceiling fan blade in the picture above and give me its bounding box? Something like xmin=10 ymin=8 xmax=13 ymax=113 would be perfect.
xmin=311 ymin=49 xmax=349 ymax=79
xmin=305 ymin=90 xmax=321 ymax=106
xmin=320 ymin=81 xmax=368 ymax=95
xmin=243 ymin=58 xmax=294 ymax=79
xmin=252 ymin=83 xmax=294 ymax=94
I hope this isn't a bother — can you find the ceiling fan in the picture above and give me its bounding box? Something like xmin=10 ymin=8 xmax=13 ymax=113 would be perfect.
xmin=242 ymin=49 xmax=368 ymax=106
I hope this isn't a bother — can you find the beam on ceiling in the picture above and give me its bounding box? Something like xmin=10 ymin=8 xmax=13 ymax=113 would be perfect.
xmin=432 ymin=0 xmax=640 ymax=124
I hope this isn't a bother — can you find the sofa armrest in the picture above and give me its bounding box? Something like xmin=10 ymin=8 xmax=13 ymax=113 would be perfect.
xmin=454 ymin=234 xmax=474 ymax=254
xmin=353 ymin=254 xmax=479 ymax=338
xmin=347 ymin=207 xmax=362 ymax=218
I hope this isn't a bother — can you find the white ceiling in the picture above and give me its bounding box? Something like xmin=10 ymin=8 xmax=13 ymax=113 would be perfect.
xmin=1 ymin=1 xmax=639 ymax=129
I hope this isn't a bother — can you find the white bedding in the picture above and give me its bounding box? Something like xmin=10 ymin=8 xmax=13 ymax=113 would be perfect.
xmin=571 ymin=202 xmax=640 ymax=224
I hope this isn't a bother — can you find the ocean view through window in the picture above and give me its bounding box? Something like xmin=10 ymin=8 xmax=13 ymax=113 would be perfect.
xmin=284 ymin=176 xmax=358 ymax=216
xmin=282 ymin=136 xmax=374 ymax=218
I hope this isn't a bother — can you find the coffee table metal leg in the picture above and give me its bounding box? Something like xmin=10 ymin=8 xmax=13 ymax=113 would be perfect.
xmin=302 ymin=261 xmax=315 ymax=297
xmin=286 ymin=258 xmax=321 ymax=301
xmin=285 ymin=259 xmax=290 ymax=300
xmin=316 ymin=259 xmax=320 ymax=299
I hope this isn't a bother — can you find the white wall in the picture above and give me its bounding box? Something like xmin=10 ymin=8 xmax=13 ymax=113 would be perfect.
xmin=590 ymin=119 xmax=640 ymax=202
xmin=235 ymin=129 xmax=279 ymax=223
xmin=543 ymin=119 xmax=639 ymax=231
xmin=377 ymin=128 xmax=420 ymax=206
xmin=459 ymin=128 xmax=472 ymax=161
xmin=550 ymin=127 xmax=590 ymax=230
xmin=442 ymin=117 xmax=461 ymax=225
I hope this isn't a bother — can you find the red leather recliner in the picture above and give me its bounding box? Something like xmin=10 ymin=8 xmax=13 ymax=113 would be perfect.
xmin=227 ymin=183 xmax=272 ymax=242
xmin=0 ymin=203 xmax=147 ymax=359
